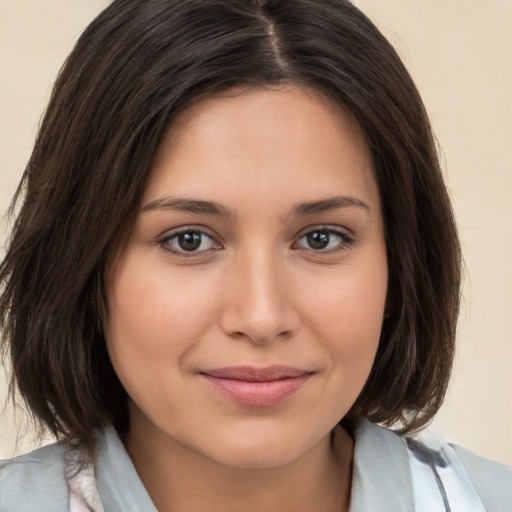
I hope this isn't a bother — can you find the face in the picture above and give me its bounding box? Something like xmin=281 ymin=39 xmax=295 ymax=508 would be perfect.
xmin=106 ymin=85 xmax=388 ymax=469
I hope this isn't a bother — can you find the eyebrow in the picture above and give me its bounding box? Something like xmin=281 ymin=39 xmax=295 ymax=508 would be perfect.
xmin=142 ymin=197 xmax=233 ymax=217
xmin=291 ymin=196 xmax=371 ymax=216
xmin=141 ymin=195 xmax=370 ymax=217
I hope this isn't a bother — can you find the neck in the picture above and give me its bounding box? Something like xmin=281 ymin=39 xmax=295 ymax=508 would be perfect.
xmin=125 ymin=416 xmax=353 ymax=512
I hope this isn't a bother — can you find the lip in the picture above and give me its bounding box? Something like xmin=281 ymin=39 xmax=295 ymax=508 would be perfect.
xmin=200 ymin=366 xmax=312 ymax=407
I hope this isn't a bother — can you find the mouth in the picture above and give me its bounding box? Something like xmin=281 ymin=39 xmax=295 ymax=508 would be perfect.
xmin=199 ymin=366 xmax=313 ymax=407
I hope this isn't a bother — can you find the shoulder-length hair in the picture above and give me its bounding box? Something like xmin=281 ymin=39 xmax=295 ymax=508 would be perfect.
xmin=0 ymin=0 xmax=461 ymax=450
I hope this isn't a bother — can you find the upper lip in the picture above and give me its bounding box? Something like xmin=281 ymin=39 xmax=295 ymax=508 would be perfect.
xmin=200 ymin=366 xmax=312 ymax=382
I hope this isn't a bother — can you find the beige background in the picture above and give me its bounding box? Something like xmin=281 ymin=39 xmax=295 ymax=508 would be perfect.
xmin=1 ymin=1 xmax=511 ymax=465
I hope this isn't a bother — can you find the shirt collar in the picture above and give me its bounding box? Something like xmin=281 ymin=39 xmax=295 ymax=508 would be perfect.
xmin=349 ymin=419 xmax=414 ymax=512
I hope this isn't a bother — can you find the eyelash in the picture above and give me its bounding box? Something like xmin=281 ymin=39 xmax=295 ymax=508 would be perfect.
xmin=293 ymin=226 xmax=356 ymax=254
xmin=157 ymin=226 xmax=221 ymax=257
xmin=157 ymin=225 xmax=355 ymax=257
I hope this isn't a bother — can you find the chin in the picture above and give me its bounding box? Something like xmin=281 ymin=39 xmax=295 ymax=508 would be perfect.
xmin=210 ymin=445 xmax=303 ymax=470
xmin=197 ymin=421 xmax=324 ymax=470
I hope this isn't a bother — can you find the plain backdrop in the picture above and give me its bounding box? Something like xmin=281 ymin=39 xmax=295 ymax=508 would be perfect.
xmin=1 ymin=0 xmax=511 ymax=465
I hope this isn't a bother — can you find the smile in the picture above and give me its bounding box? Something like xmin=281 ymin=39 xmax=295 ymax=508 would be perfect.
xmin=200 ymin=366 xmax=313 ymax=407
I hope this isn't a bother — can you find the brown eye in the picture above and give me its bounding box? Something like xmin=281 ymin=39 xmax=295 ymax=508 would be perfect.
xmin=295 ymin=228 xmax=353 ymax=252
xmin=306 ymin=231 xmax=330 ymax=249
xmin=178 ymin=232 xmax=203 ymax=251
xmin=162 ymin=230 xmax=217 ymax=254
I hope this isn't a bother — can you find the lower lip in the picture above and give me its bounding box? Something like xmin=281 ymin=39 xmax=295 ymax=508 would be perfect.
xmin=201 ymin=374 xmax=311 ymax=407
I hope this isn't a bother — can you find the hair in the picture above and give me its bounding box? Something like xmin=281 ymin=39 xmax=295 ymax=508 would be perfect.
xmin=0 ymin=0 xmax=461 ymax=451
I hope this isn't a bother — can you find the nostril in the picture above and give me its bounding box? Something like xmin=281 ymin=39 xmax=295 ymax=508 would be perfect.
xmin=217 ymin=268 xmax=300 ymax=344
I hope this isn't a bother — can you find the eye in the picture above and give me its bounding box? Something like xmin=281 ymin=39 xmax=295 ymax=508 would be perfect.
xmin=159 ymin=228 xmax=220 ymax=255
xmin=294 ymin=228 xmax=353 ymax=252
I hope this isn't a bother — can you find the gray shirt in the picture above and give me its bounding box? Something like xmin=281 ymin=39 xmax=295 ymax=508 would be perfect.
xmin=1 ymin=420 xmax=511 ymax=511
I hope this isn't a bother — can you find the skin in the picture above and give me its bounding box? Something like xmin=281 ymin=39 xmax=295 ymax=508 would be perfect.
xmin=106 ymin=85 xmax=388 ymax=512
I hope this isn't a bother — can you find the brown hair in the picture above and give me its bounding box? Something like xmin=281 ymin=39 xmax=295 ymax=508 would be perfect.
xmin=0 ymin=0 xmax=461 ymax=450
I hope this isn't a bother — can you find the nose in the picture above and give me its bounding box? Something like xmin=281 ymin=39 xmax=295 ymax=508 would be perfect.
xmin=218 ymin=249 xmax=300 ymax=345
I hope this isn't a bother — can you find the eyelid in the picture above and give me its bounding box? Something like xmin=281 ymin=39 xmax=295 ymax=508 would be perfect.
xmin=292 ymin=224 xmax=356 ymax=252
xmin=293 ymin=224 xmax=354 ymax=241
xmin=157 ymin=224 xmax=217 ymax=240
xmin=157 ymin=225 xmax=223 ymax=256
xmin=155 ymin=224 xmax=356 ymax=257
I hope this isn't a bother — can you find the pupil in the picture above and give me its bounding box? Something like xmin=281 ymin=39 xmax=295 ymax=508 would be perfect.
xmin=307 ymin=231 xmax=329 ymax=249
xmin=178 ymin=232 xmax=202 ymax=251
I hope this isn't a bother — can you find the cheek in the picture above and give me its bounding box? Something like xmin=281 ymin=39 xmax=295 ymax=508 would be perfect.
xmin=104 ymin=251 xmax=220 ymax=392
xmin=109 ymin=253 xmax=216 ymax=337
xmin=308 ymin=261 xmax=386 ymax=329
xmin=303 ymin=259 xmax=387 ymax=380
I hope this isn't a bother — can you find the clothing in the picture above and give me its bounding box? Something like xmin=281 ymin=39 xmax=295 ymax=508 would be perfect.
xmin=1 ymin=420 xmax=510 ymax=511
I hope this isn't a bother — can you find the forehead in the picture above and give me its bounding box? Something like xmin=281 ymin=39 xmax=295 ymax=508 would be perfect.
xmin=144 ymin=85 xmax=378 ymax=212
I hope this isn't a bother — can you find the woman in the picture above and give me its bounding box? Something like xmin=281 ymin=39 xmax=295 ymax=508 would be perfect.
xmin=0 ymin=0 xmax=510 ymax=511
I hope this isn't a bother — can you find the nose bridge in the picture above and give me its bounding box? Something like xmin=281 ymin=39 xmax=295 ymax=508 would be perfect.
xmin=220 ymin=243 xmax=296 ymax=343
